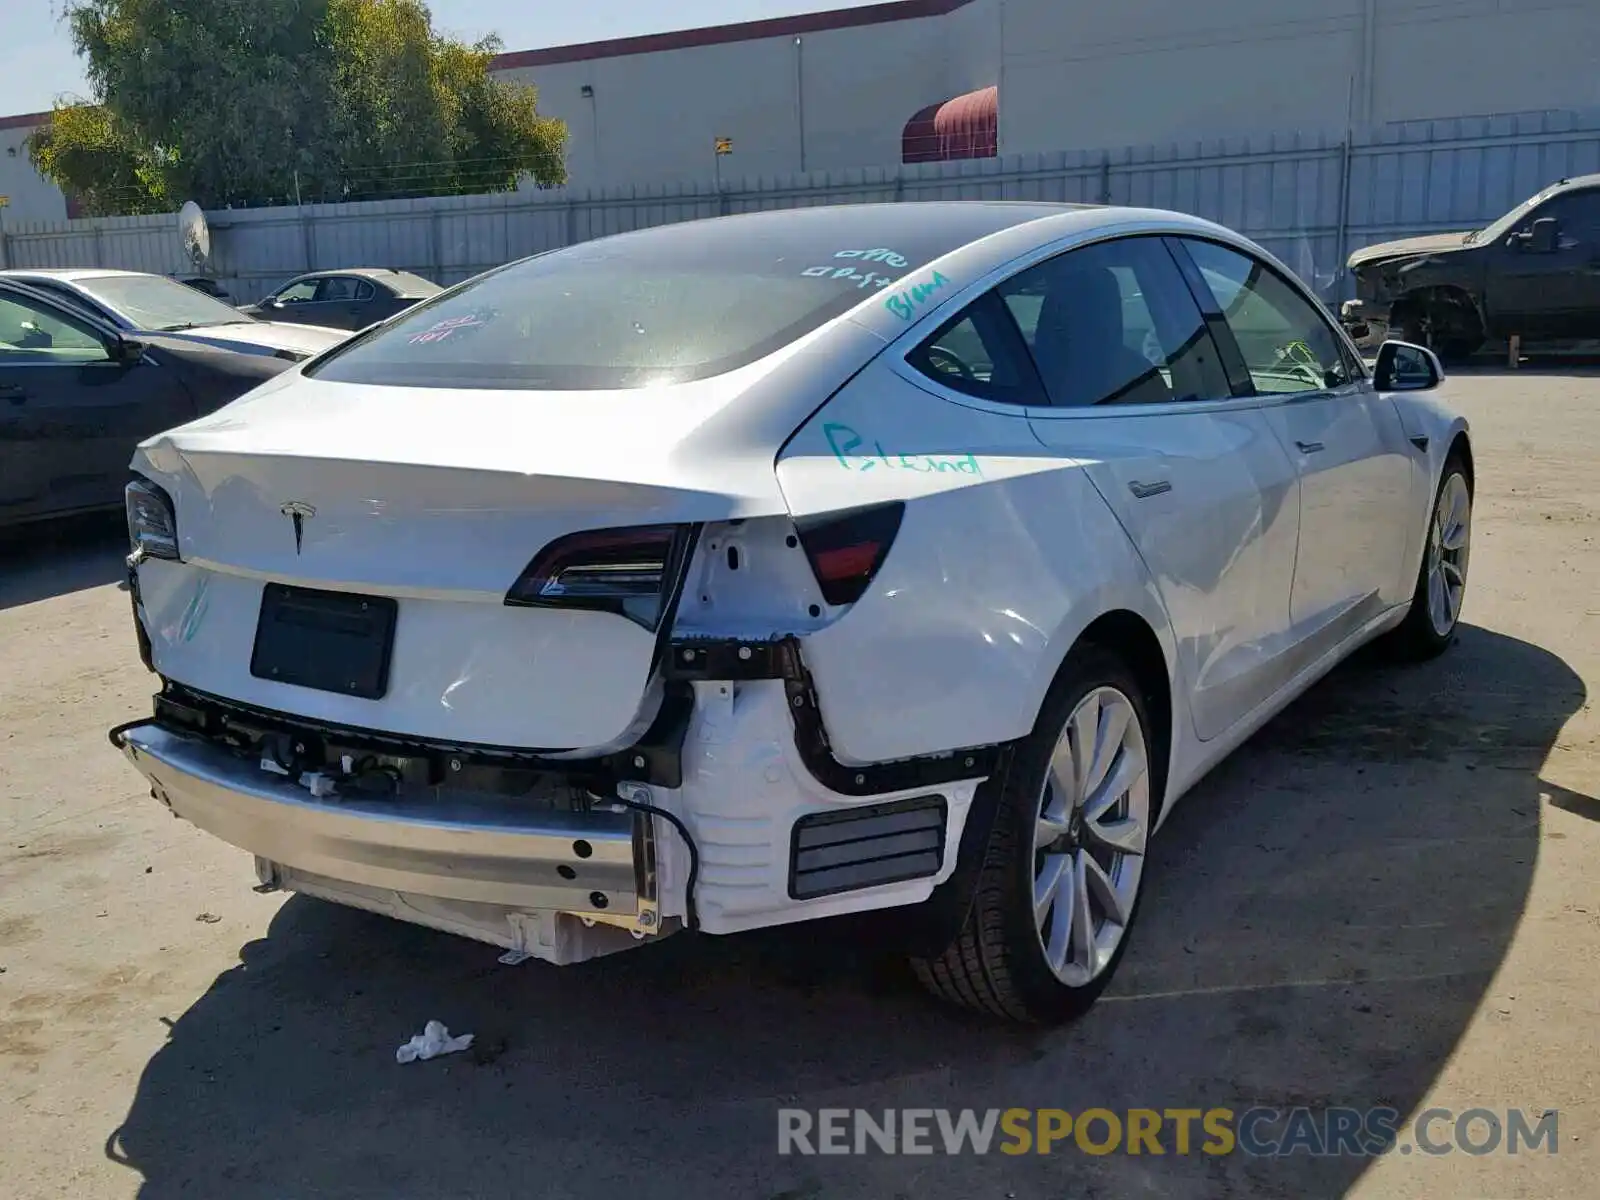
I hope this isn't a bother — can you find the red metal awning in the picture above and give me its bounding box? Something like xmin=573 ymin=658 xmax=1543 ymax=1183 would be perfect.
xmin=902 ymin=85 xmax=998 ymax=164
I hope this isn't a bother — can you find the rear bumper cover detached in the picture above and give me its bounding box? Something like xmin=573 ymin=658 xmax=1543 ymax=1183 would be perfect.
xmin=111 ymin=639 xmax=1001 ymax=962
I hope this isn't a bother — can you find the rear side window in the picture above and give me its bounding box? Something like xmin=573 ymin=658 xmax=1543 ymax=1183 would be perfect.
xmin=1001 ymin=236 xmax=1232 ymax=407
xmin=317 ymin=277 xmax=361 ymax=302
xmin=1179 ymin=239 xmax=1354 ymax=394
xmin=307 ymin=205 xmax=1065 ymax=390
xmin=905 ymin=293 xmax=1043 ymax=405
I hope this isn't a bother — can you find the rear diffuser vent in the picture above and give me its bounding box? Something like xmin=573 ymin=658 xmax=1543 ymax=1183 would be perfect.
xmin=788 ymin=795 xmax=947 ymax=901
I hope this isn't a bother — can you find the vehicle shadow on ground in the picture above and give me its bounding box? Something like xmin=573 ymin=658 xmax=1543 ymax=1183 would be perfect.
xmin=0 ymin=513 xmax=126 ymax=611
xmin=105 ymin=625 xmax=1585 ymax=1200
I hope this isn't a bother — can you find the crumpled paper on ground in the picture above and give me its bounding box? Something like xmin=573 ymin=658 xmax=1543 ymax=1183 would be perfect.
xmin=395 ymin=1020 xmax=474 ymax=1064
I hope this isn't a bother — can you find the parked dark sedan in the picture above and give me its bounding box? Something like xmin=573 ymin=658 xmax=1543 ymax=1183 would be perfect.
xmin=239 ymin=268 xmax=442 ymax=331
xmin=0 ymin=278 xmax=294 ymax=529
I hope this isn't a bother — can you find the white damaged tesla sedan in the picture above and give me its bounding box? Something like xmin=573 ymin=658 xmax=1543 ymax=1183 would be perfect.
xmin=110 ymin=202 xmax=1473 ymax=1023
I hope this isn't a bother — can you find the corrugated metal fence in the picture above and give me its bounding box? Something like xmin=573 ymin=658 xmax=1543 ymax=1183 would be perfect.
xmin=4 ymin=107 xmax=1600 ymax=304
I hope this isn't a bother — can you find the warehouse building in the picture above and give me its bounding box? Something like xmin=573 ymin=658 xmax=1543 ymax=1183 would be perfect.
xmin=2 ymin=0 xmax=1598 ymax=223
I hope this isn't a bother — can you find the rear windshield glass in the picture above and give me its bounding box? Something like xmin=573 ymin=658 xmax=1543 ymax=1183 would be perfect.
xmin=305 ymin=205 xmax=1069 ymax=390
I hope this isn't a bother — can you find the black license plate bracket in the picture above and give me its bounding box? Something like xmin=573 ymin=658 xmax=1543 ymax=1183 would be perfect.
xmin=249 ymin=584 xmax=398 ymax=700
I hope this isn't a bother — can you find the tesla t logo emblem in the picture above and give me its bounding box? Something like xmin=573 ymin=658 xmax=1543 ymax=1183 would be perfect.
xmin=280 ymin=501 xmax=316 ymax=554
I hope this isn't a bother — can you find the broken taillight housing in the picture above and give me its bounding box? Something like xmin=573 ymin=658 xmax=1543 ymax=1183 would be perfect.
xmin=794 ymin=501 xmax=905 ymax=607
xmin=505 ymin=523 xmax=696 ymax=631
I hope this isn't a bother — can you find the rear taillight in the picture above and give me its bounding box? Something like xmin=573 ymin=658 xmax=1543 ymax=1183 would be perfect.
xmin=794 ymin=502 xmax=904 ymax=607
xmin=126 ymin=476 xmax=180 ymax=561
xmin=505 ymin=524 xmax=695 ymax=631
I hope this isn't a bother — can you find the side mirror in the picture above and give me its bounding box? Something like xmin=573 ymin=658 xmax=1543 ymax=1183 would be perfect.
xmin=112 ymin=336 xmax=146 ymax=364
xmin=1374 ymin=340 xmax=1442 ymax=391
xmin=1520 ymin=217 xmax=1559 ymax=254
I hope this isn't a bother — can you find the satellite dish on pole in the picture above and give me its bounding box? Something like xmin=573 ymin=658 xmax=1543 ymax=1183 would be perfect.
xmin=177 ymin=201 xmax=211 ymax=269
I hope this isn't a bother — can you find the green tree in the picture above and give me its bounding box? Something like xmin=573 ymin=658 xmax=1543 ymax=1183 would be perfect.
xmin=28 ymin=0 xmax=566 ymax=214
xmin=25 ymin=103 xmax=172 ymax=217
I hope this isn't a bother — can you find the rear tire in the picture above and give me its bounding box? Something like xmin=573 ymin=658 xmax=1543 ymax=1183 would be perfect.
xmin=910 ymin=645 xmax=1159 ymax=1023
xmin=1383 ymin=454 xmax=1472 ymax=661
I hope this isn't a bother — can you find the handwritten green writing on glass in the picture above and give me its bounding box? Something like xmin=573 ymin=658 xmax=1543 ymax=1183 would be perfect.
xmin=801 ymin=264 xmax=896 ymax=290
xmin=799 ymin=248 xmax=911 ymax=291
xmin=823 ymin=422 xmax=983 ymax=477
xmin=884 ymin=271 xmax=950 ymax=322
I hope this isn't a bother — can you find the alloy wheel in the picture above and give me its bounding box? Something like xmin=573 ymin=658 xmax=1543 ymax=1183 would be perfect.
xmin=1031 ymin=686 xmax=1150 ymax=988
xmin=1426 ymin=473 xmax=1471 ymax=637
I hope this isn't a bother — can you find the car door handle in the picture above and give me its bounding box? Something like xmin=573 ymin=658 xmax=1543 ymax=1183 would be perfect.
xmin=1295 ymin=440 xmax=1325 ymax=454
xmin=0 ymin=385 xmax=26 ymax=405
xmin=1128 ymin=480 xmax=1172 ymax=499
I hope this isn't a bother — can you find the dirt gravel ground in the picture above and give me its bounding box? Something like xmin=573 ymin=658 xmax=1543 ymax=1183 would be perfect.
xmin=1 ymin=366 xmax=1597 ymax=1200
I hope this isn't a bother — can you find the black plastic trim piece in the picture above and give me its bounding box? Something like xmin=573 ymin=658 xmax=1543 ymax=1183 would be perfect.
xmin=125 ymin=555 xmax=155 ymax=674
xmin=141 ymin=680 xmax=693 ymax=789
xmin=664 ymin=635 xmax=1013 ymax=798
xmin=789 ymin=794 xmax=948 ymax=900
xmin=248 ymin=584 xmax=399 ymax=701
xmin=665 ymin=636 xmax=804 ymax=682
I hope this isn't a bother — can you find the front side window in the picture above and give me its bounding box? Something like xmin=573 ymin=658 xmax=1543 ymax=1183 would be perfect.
xmin=0 ymin=293 xmax=109 ymax=363
xmin=1000 ymin=236 xmax=1231 ymax=407
xmin=275 ymin=280 xmax=319 ymax=303
xmin=306 ymin=203 xmax=1069 ymax=390
xmin=1532 ymin=189 xmax=1600 ymax=241
xmin=1180 ymin=239 xmax=1353 ymax=395
xmin=1475 ymin=183 xmax=1563 ymax=246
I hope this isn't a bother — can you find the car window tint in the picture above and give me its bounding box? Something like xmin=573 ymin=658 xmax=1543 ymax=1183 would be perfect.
xmin=277 ymin=280 xmax=319 ymax=302
xmin=1180 ymin=239 xmax=1353 ymax=395
xmin=905 ymin=292 xmax=1041 ymax=405
xmin=1539 ymin=190 xmax=1600 ymax=240
xmin=318 ymin=277 xmax=360 ymax=302
xmin=0 ymin=294 xmax=109 ymax=363
xmin=1001 ymin=236 xmax=1231 ymax=407
xmin=354 ymin=280 xmax=377 ymax=301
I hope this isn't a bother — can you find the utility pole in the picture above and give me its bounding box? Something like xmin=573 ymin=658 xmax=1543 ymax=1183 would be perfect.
xmin=713 ymin=136 xmax=733 ymax=212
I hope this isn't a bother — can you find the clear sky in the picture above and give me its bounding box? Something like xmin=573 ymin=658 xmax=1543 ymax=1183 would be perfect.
xmin=2 ymin=0 xmax=885 ymax=116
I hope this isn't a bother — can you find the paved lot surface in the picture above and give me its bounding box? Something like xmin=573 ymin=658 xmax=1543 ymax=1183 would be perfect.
xmin=1 ymin=367 xmax=1597 ymax=1199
